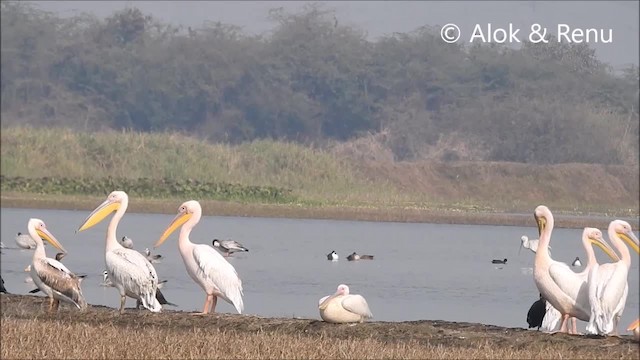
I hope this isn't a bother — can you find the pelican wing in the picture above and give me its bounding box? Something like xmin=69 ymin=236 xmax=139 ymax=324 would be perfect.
xmin=588 ymin=262 xmax=628 ymax=334
xmin=193 ymin=244 xmax=244 ymax=313
xmin=548 ymin=262 xmax=585 ymax=300
xmin=35 ymin=257 xmax=85 ymax=309
xmin=341 ymin=294 xmax=373 ymax=318
xmin=106 ymin=248 xmax=161 ymax=311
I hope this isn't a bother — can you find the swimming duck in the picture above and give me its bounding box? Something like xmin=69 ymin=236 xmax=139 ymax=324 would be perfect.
xmin=327 ymin=251 xmax=339 ymax=261
xmin=346 ymin=252 xmax=374 ymax=261
xmin=492 ymin=258 xmax=507 ymax=264
xmin=571 ymin=256 xmax=582 ymax=267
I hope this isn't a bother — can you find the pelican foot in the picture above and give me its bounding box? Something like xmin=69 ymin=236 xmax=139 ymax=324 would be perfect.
xmin=190 ymin=312 xmax=209 ymax=316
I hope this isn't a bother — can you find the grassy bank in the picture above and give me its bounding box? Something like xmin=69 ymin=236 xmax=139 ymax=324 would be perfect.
xmin=1 ymin=126 xmax=638 ymax=218
xmin=1 ymin=294 xmax=638 ymax=359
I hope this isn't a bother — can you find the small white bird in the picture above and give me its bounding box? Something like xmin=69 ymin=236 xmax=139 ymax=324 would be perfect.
xmin=571 ymin=257 xmax=582 ymax=267
xmin=211 ymin=239 xmax=249 ymax=257
xmin=318 ymin=284 xmax=373 ymax=324
xmin=327 ymin=250 xmax=339 ymax=261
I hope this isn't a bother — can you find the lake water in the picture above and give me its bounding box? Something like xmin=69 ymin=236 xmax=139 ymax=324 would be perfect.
xmin=1 ymin=207 xmax=638 ymax=334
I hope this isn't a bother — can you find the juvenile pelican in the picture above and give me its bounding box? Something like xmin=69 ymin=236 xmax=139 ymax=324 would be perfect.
xmin=532 ymin=206 xmax=619 ymax=334
xmin=120 ymin=236 xmax=134 ymax=249
xmin=212 ymin=239 xmax=249 ymax=257
xmin=327 ymin=250 xmax=339 ymax=261
xmin=318 ymin=284 xmax=373 ymax=323
xmin=27 ymin=218 xmax=87 ymax=312
xmin=586 ymin=220 xmax=639 ymax=336
xmin=346 ymin=252 xmax=374 ymax=261
xmin=77 ymin=191 xmax=161 ymax=314
xmin=156 ymin=200 xmax=244 ymax=314
xmin=15 ymin=232 xmax=36 ymax=249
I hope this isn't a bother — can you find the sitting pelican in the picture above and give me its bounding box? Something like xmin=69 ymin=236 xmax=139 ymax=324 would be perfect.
xmin=571 ymin=257 xmax=582 ymax=267
xmin=587 ymin=220 xmax=639 ymax=336
xmin=327 ymin=250 xmax=339 ymax=261
xmin=212 ymin=239 xmax=249 ymax=257
xmin=318 ymin=284 xmax=373 ymax=323
xmin=144 ymin=248 xmax=163 ymax=263
xmin=120 ymin=236 xmax=134 ymax=249
xmin=532 ymin=206 xmax=619 ymax=334
xmin=492 ymin=258 xmax=507 ymax=264
xmin=346 ymin=252 xmax=374 ymax=261
xmin=27 ymin=218 xmax=87 ymax=312
xmin=156 ymin=200 xmax=243 ymax=314
xmin=77 ymin=191 xmax=161 ymax=314
xmin=16 ymin=232 xmax=37 ymax=249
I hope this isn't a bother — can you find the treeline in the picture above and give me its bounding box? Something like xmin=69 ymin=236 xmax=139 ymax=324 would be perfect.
xmin=1 ymin=2 xmax=638 ymax=164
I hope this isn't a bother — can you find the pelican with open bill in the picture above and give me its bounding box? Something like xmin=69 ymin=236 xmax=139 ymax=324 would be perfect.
xmin=27 ymin=218 xmax=87 ymax=312
xmin=77 ymin=191 xmax=161 ymax=314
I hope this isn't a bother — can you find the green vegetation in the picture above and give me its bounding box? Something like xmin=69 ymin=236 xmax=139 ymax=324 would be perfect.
xmin=1 ymin=2 xmax=638 ymax=165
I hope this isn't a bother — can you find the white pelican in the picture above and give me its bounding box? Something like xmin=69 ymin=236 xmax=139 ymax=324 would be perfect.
xmin=586 ymin=220 xmax=639 ymax=336
xmin=346 ymin=252 xmax=374 ymax=261
xmin=212 ymin=239 xmax=249 ymax=257
xmin=155 ymin=200 xmax=244 ymax=314
xmin=571 ymin=257 xmax=582 ymax=267
xmin=16 ymin=232 xmax=36 ymax=249
xmin=77 ymin=191 xmax=161 ymax=314
xmin=327 ymin=250 xmax=339 ymax=261
xmin=532 ymin=206 xmax=619 ymax=334
xmin=27 ymin=218 xmax=87 ymax=312
xmin=318 ymin=284 xmax=373 ymax=323
xmin=120 ymin=236 xmax=134 ymax=249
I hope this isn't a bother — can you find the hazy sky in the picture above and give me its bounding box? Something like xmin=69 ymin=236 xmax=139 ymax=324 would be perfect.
xmin=29 ymin=1 xmax=639 ymax=70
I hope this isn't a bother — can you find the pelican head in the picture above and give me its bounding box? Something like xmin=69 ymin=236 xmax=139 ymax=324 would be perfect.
xmin=77 ymin=191 xmax=128 ymax=232
xmin=28 ymin=218 xmax=66 ymax=253
xmin=319 ymin=284 xmax=350 ymax=310
xmin=534 ymin=205 xmax=551 ymax=237
xmin=584 ymin=227 xmax=620 ymax=262
xmin=610 ymin=220 xmax=639 ymax=254
xmin=155 ymin=200 xmax=199 ymax=248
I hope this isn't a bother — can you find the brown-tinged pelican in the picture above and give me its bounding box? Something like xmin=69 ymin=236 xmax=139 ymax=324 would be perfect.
xmin=318 ymin=284 xmax=373 ymax=323
xmin=77 ymin=191 xmax=161 ymax=314
xmin=156 ymin=200 xmax=243 ymax=314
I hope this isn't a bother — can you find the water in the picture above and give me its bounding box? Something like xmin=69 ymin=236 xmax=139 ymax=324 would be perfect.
xmin=1 ymin=207 xmax=638 ymax=334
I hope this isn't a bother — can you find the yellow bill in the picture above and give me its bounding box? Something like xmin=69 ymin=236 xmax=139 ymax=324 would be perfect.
xmin=617 ymin=230 xmax=639 ymax=254
xmin=37 ymin=227 xmax=67 ymax=253
xmin=155 ymin=212 xmax=192 ymax=248
xmin=77 ymin=198 xmax=120 ymax=232
xmin=628 ymin=318 xmax=640 ymax=331
xmin=590 ymin=237 xmax=620 ymax=262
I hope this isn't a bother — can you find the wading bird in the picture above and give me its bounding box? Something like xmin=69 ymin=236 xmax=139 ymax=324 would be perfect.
xmin=327 ymin=251 xmax=339 ymax=261
xmin=346 ymin=252 xmax=374 ymax=261
xmin=532 ymin=206 xmax=619 ymax=334
xmin=156 ymin=200 xmax=243 ymax=314
xmin=77 ymin=191 xmax=161 ymax=314
xmin=587 ymin=220 xmax=639 ymax=336
xmin=318 ymin=284 xmax=373 ymax=324
xmin=27 ymin=218 xmax=87 ymax=313
xmin=212 ymin=239 xmax=249 ymax=257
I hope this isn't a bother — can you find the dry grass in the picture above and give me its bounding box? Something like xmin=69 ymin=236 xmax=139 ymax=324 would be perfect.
xmin=1 ymin=294 xmax=638 ymax=360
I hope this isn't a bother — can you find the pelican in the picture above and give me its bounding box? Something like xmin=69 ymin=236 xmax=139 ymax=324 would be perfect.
xmin=15 ymin=232 xmax=37 ymax=249
xmin=571 ymin=257 xmax=582 ymax=267
xmin=212 ymin=239 xmax=249 ymax=257
xmin=327 ymin=250 xmax=339 ymax=261
xmin=318 ymin=284 xmax=373 ymax=323
xmin=586 ymin=220 xmax=639 ymax=336
xmin=144 ymin=248 xmax=163 ymax=263
xmin=346 ymin=252 xmax=374 ymax=261
xmin=492 ymin=258 xmax=507 ymax=264
xmin=77 ymin=191 xmax=161 ymax=314
xmin=28 ymin=252 xmax=86 ymax=295
xmin=27 ymin=218 xmax=87 ymax=312
xmin=120 ymin=236 xmax=134 ymax=249
xmin=155 ymin=200 xmax=243 ymax=314
xmin=100 ymin=270 xmax=176 ymax=307
xmin=532 ymin=206 xmax=619 ymax=334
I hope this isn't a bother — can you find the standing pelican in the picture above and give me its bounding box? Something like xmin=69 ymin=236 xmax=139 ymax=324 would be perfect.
xmin=155 ymin=200 xmax=243 ymax=314
xmin=27 ymin=218 xmax=87 ymax=312
xmin=587 ymin=220 xmax=639 ymax=336
xmin=212 ymin=239 xmax=249 ymax=257
xmin=16 ymin=232 xmax=36 ymax=249
xmin=532 ymin=206 xmax=619 ymax=334
xmin=318 ymin=284 xmax=373 ymax=323
xmin=77 ymin=191 xmax=161 ymax=314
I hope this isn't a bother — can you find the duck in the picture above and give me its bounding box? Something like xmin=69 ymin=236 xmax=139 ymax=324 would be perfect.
xmin=212 ymin=239 xmax=249 ymax=257
xmin=571 ymin=257 xmax=582 ymax=267
xmin=119 ymin=235 xmax=134 ymax=249
xmin=15 ymin=232 xmax=37 ymax=249
xmin=346 ymin=252 xmax=374 ymax=261
xmin=327 ymin=251 xmax=339 ymax=261
xmin=319 ymin=284 xmax=373 ymax=323
xmin=492 ymin=258 xmax=507 ymax=264
xmin=144 ymin=248 xmax=163 ymax=264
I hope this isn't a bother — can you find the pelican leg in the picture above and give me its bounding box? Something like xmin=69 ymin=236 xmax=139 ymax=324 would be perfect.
xmin=118 ymin=295 xmax=126 ymax=314
xmin=209 ymin=295 xmax=218 ymax=313
xmin=48 ymin=297 xmax=55 ymax=313
xmin=191 ymin=294 xmax=211 ymax=315
xmin=559 ymin=314 xmax=570 ymax=333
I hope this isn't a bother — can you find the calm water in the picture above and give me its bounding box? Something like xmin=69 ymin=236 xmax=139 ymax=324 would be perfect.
xmin=1 ymin=207 xmax=638 ymax=333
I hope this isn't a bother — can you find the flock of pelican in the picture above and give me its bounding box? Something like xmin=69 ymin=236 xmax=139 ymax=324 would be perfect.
xmin=528 ymin=205 xmax=638 ymax=337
